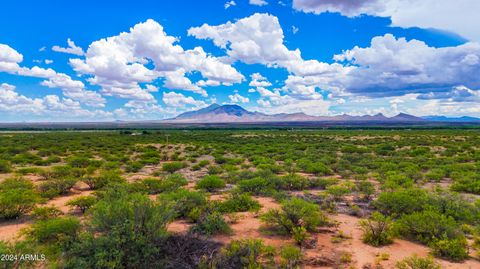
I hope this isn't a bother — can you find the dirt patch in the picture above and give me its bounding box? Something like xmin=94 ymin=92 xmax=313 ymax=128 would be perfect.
xmin=331 ymin=214 xmax=480 ymax=269
xmin=0 ymin=218 xmax=31 ymax=242
xmin=45 ymin=190 xmax=94 ymax=214
xmin=168 ymin=220 xmax=191 ymax=233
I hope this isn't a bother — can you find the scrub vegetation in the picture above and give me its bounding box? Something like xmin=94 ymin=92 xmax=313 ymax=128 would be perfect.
xmin=0 ymin=129 xmax=479 ymax=268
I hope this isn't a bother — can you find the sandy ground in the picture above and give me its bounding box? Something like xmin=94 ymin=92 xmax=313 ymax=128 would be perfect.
xmin=0 ymin=218 xmax=31 ymax=242
xmin=166 ymin=195 xmax=480 ymax=269
xmin=0 ymin=188 xmax=94 ymax=242
xmin=2 ymin=156 xmax=479 ymax=268
xmin=332 ymin=214 xmax=480 ymax=269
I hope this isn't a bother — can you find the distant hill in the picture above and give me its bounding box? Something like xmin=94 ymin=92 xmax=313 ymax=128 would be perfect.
xmin=165 ymin=104 xmax=427 ymax=123
xmin=422 ymin=116 xmax=480 ymax=122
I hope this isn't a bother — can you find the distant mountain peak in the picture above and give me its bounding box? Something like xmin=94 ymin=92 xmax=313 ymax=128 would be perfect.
xmin=391 ymin=112 xmax=425 ymax=121
xmin=166 ymin=104 xmax=432 ymax=123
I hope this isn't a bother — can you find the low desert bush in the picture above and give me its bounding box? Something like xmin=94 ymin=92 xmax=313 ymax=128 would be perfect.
xmin=359 ymin=212 xmax=395 ymax=246
xmin=395 ymin=255 xmax=440 ymax=269
xmin=261 ymin=197 xmax=327 ymax=235
xmin=196 ymin=175 xmax=225 ymax=192
xmin=67 ymin=196 xmax=97 ymax=213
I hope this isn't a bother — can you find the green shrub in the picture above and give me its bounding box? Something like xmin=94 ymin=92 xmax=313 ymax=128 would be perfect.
xmin=207 ymin=165 xmax=223 ymax=175
xmin=42 ymin=165 xmax=73 ymax=180
xmin=31 ymin=206 xmax=62 ymax=220
xmin=430 ymin=236 xmax=469 ymax=262
xmin=218 ymin=193 xmax=261 ymax=213
xmin=261 ymin=197 xmax=327 ymax=235
xmin=67 ymin=156 xmax=92 ymax=168
xmin=28 ymin=217 xmax=80 ymax=244
xmin=256 ymin=163 xmax=283 ymax=173
xmin=326 ymin=184 xmax=351 ymax=201
xmin=374 ymin=188 xmax=431 ymax=216
xmin=16 ymin=167 xmax=43 ymax=175
xmin=162 ymin=162 xmax=186 ymax=173
xmin=141 ymin=174 xmax=187 ymax=194
xmin=292 ymin=226 xmax=308 ymax=245
xmin=38 ymin=178 xmax=77 ymax=199
xmin=210 ymin=239 xmax=274 ymax=268
xmin=65 ymin=192 xmax=174 ymax=269
xmin=297 ymin=159 xmax=332 ymax=175
xmin=192 ymin=160 xmax=210 ymax=171
xmin=125 ymin=161 xmax=144 ymax=172
xmin=383 ymin=172 xmax=414 ymax=189
xmin=275 ymin=174 xmax=309 ymax=191
xmin=395 ymin=255 xmax=441 ymax=269
xmin=237 ymin=177 xmax=272 ymax=195
xmin=67 ymin=196 xmax=97 ymax=213
xmin=280 ymin=245 xmax=303 ymax=269
xmin=0 ymin=177 xmax=34 ymax=190
xmin=359 ymin=212 xmax=395 ymax=246
xmin=451 ymin=174 xmax=480 ymax=194
xmin=190 ymin=212 xmax=231 ymax=236
xmin=157 ymin=188 xmax=207 ymax=219
xmin=82 ymin=170 xmax=124 ymax=190
xmin=395 ymin=210 xmax=460 ymax=245
xmin=425 ymin=168 xmax=446 ymax=182
xmin=0 ymin=178 xmax=39 ymax=219
xmin=309 ymin=177 xmax=339 ymax=189
xmin=357 ymin=181 xmax=375 ymax=200
xmin=0 ymin=160 xmax=11 ymax=173
xmin=196 ymin=175 xmax=225 ymax=192
xmin=138 ymin=151 xmax=161 ymax=165
xmin=11 ymin=152 xmax=42 ymax=165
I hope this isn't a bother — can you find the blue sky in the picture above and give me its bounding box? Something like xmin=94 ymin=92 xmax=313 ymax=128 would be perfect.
xmin=0 ymin=0 xmax=479 ymax=122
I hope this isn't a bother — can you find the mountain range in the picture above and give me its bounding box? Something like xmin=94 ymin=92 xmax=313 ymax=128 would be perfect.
xmin=164 ymin=104 xmax=475 ymax=123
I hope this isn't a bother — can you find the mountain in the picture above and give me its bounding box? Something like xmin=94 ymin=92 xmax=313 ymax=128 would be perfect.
xmin=391 ymin=113 xmax=427 ymax=122
xmin=422 ymin=116 xmax=480 ymax=122
xmin=166 ymin=104 xmax=428 ymax=123
xmin=170 ymin=104 xmax=270 ymax=123
xmin=174 ymin=104 xmax=221 ymax=119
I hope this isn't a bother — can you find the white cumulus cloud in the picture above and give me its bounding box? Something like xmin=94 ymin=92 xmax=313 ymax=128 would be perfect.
xmin=70 ymin=19 xmax=243 ymax=103
xmin=292 ymin=0 xmax=480 ymax=41
xmin=228 ymin=93 xmax=250 ymax=103
xmin=249 ymin=0 xmax=268 ymax=6
xmin=333 ymin=34 xmax=480 ymax=98
xmin=0 ymin=43 xmax=105 ymax=107
xmin=52 ymin=38 xmax=85 ymax=56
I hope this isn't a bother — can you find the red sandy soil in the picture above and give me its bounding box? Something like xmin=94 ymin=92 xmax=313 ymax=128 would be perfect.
xmin=0 ymin=218 xmax=31 ymax=242
xmin=166 ymin=195 xmax=480 ymax=268
xmin=0 ymin=173 xmax=15 ymax=183
xmin=0 ymin=188 xmax=94 ymax=242
xmin=213 ymin=197 xmax=289 ymax=248
xmin=45 ymin=189 xmax=94 ymax=214
xmin=332 ymin=214 xmax=480 ymax=269
xmin=167 ymin=196 xmax=288 ymax=247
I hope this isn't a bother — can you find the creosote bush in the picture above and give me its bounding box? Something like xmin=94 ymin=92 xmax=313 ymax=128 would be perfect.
xmin=31 ymin=206 xmax=62 ymax=220
xmin=189 ymin=211 xmax=231 ymax=236
xmin=218 ymin=193 xmax=261 ymax=213
xmin=209 ymin=239 xmax=274 ymax=268
xmin=157 ymin=188 xmax=207 ymax=220
xmin=0 ymin=178 xmax=39 ymax=219
xmin=66 ymin=196 xmax=97 ymax=213
xmin=359 ymin=212 xmax=395 ymax=246
xmin=395 ymin=255 xmax=441 ymax=269
xmin=162 ymin=162 xmax=187 ymax=173
xmin=261 ymin=197 xmax=327 ymax=235
xmin=196 ymin=175 xmax=226 ymax=192
xmin=27 ymin=216 xmax=80 ymax=244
